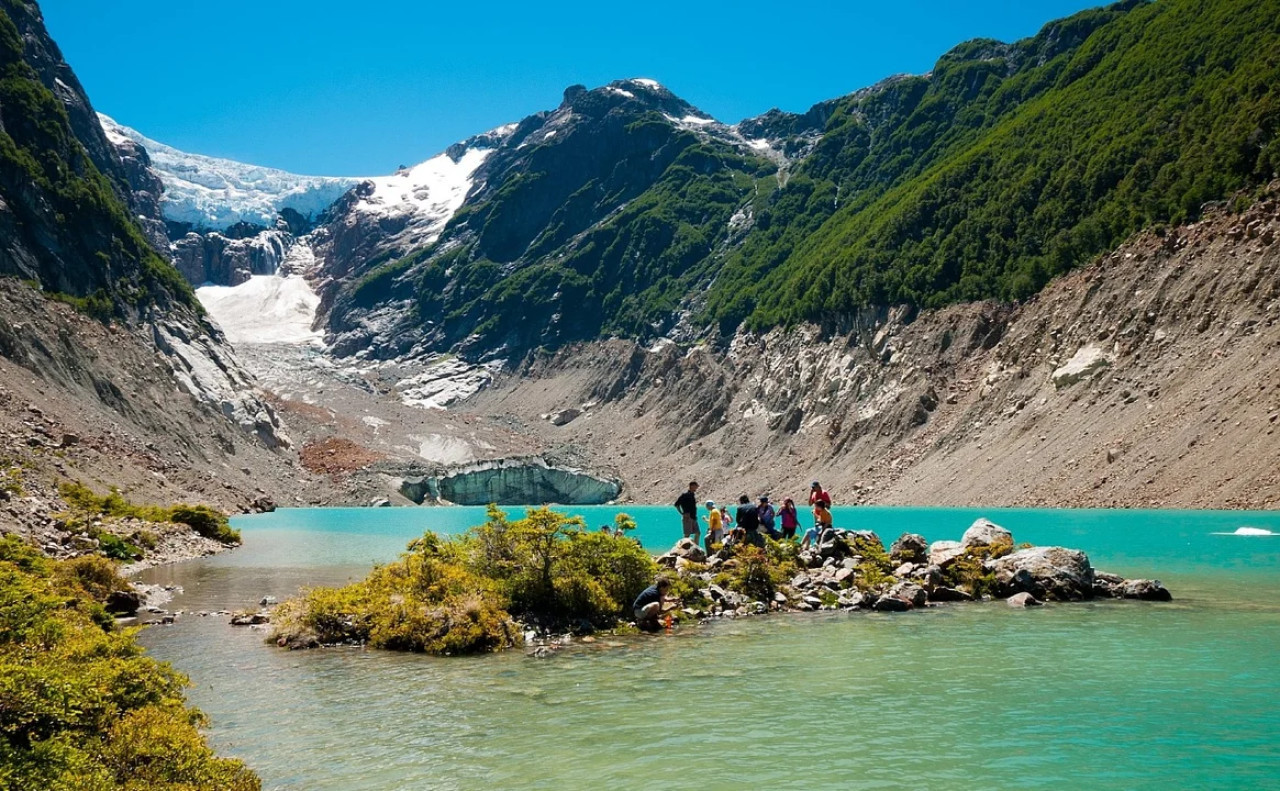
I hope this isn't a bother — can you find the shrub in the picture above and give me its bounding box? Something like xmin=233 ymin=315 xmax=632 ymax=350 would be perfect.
xmin=57 ymin=482 xmax=240 ymax=546
xmin=272 ymin=506 xmax=659 ymax=654
xmin=167 ymin=505 xmax=240 ymax=545
xmin=0 ymin=535 xmax=259 ymax=788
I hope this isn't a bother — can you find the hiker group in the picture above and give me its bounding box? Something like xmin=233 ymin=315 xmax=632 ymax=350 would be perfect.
xmin=674 ymin=479 xmax=834 ymax=553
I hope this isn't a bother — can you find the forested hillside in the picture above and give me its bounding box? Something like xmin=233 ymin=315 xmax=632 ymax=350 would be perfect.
xmin=337 ymin=0 xmax=1280 ymax=360
xmin=0 ymin=0 xmax=195 ymax=318
xmin=709 ymin=0 xmax=1280 ymax=330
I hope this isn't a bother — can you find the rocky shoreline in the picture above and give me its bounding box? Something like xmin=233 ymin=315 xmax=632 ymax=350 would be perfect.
xmin=651 ymin=518 xmax=1170 ymax=625
xmin=233 ymin=514 xmax=1171 ymax=659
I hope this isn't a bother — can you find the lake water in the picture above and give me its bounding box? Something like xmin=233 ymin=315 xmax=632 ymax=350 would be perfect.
xmin=134 ymin=505 xmax=1280 ymax=790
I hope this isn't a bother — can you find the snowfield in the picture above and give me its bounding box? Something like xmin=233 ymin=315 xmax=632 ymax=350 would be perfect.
xmin=197 ymin=275 xmax=323 ymax=345
xmin=98 ymin=114 xmax=361 ymax=230
xmin=351 ymin=146 xmax=495 ymax=247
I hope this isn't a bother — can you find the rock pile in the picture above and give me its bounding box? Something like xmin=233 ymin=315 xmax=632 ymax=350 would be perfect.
xmin=657 ymin=517 xmax=1171 ymax=619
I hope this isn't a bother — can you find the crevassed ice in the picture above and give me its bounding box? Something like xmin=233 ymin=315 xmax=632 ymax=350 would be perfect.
xmin=98 ymin=114 xmax=360 ymax=230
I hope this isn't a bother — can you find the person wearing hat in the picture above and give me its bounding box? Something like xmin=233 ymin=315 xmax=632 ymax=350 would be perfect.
xmin=808 ymin=481 xmax=832 ymax=509
xmin=703 ymin=500 xmax=724 ymax=552
xmin=758 ymin=495 xmax=779 ymax=539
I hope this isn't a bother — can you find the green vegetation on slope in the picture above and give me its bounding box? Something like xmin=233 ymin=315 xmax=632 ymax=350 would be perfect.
xmin=0 ymin=1 xmax=197 ymax=317
xmin=709 ymin=0 xmax=1280 ymax=330
xmin=58 ymin=481 xmax=241 ymax=553
xmin=271 ymin=507 xmax=657 ymax=654
xmin=0 ymin=536 xmax=259 ymax=791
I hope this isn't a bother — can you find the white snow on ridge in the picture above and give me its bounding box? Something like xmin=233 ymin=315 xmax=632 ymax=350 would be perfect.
xmin=98 ymin=113 xmax=361 ymax=230
xmin=352 ymin=146 xmax=495 ymax=247
xmin=197 ymin=275 xmax=323 ymax=345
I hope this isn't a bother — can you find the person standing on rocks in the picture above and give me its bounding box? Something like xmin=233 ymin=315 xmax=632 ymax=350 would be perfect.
xmin=758 ymin=496 xmax=778 ymax=539
xmin=703 ymin=500 xmax=724 ymax=552
xmin=808 ymin=481 xmax=832 ymax=509
xmin=675 ymin=481 xmax=700 ymax=544
xmin=735 ymin=495 xmax=762 ymax=547
xmin=779 ymin=498 xmax=800 ymax=540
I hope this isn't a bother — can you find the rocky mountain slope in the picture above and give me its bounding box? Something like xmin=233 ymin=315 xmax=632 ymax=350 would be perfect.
xmin=0 ymin=0 xmax=307 ymax=555
xmin=461 ymin=186 xmax=1280 ymax=509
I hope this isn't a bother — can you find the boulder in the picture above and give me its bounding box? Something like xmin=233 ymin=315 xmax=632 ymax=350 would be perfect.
xmin=658 ymin=538 xmax=706 ymax=566
xmin=928 ymin=540 xmax=965 ymax=567
xmin=105 ymin=589 xmax=141 ymax=615
xmin=847 ymin=530 xmax=885 ymax=555
xmin=1007 ymin=592 xmax=1043 ymax=608
xmin=893 ymin=562 xmax=916 ymax=578
xmin=961 ymin=518 xmax=1013 ymax=549
xmin=927 ymin=586 xmax=973 ymax=603
xmin=987 ymin=546 xmax=1095 ymax=601
xmin=1120 ymin=579 xmax=1172 ymax=601
xmin=889 ymin=532 xmax=928 ymax=564
xmin=1052 ymin=344 xmax=1112 ymax=388
xmin=837 ymin=590 xmax=869 ymax=608
xmin=886 ymin=581 xmax=928 ymax=608
xmin=872 ymin=595 xmax=912 ymax=612
xmin=549 ymin=408 xmax=582 ymax=426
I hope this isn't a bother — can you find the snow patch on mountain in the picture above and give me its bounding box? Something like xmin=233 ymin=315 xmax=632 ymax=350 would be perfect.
xmin=354 ymin=147 xmax=492 ymax=223
xmin=197 ymin=275 xmax=323 ymax=345
xmin=98 ymin=114 xmax=361 ymax=230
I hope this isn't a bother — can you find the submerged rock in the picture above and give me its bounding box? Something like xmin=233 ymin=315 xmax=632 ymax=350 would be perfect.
xmin=1120 ymin=579 xmax=1173 ymax=601
xmin=1007 ymin=592 xmax=1043 ymax=607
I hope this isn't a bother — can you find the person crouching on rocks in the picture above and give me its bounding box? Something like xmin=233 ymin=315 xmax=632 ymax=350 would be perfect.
xmin=703 ymin=500 xmax=724 ymax=552
xmin=801 ymin=500 xmax=834 ymax=550
xmin=633 ymin=577 xmax=678 ymax=632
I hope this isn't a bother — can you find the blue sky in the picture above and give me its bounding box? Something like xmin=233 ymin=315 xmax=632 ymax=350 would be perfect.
xmin=43 ymin=0 xmax=1104 ymax=176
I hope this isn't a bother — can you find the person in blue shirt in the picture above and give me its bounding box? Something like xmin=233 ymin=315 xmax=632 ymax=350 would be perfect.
xmin=633 ymin=577 xmax=676 ymax=631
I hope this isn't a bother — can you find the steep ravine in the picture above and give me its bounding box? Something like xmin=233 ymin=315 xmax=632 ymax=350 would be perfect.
xmin=463 ymin=190 xmax=1280 ymax=509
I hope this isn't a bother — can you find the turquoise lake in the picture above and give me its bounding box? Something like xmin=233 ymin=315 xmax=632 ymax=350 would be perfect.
xmin=134 ymin=505 xmax=1280 ymax=790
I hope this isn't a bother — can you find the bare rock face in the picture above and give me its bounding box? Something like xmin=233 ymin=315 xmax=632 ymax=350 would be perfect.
xmin=1051 ymin=344 xmax=1113 ymax=388
xmin=987 ymin=546 xmax=1095 ymax=601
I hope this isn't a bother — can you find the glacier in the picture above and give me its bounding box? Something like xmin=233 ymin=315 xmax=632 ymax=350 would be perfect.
xmin=99 ymin=113 xmax=362 ymax=230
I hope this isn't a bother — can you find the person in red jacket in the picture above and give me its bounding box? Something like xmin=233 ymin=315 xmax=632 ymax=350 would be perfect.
xmin=808 ymin=481 xmax=831 ymax=508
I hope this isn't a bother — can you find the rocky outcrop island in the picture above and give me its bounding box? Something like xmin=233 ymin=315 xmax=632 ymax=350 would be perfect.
xmin=264 ymin=508 xmax=1171 ymax=656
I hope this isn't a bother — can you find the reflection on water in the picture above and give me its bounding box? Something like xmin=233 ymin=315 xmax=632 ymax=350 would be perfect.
xmin=136 ymin=506 xmax=1280 ymax=790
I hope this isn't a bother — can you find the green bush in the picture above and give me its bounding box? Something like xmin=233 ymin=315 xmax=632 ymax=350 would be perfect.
xmin=57 ymin=482 xmax=240 ymax=547
xmin=0 ymin=536 xmax=259 ymax=789
xmin=272 ymin=506 xmax=659 ymax=655
xmin=167 ymin=505 xmax=240 ymax=545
